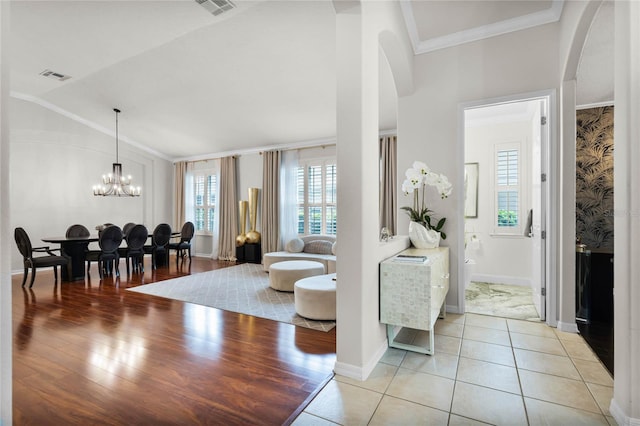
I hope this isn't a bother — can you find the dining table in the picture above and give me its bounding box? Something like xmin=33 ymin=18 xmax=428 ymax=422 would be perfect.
xmin=41 ymin=235 xmax=99 ymax=281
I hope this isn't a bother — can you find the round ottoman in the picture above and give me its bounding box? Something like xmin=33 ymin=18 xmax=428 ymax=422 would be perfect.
xmin=294 ymin=273 xmax=337 ymax=320
xmin=269 ymin=260 xmax=325 ymax=292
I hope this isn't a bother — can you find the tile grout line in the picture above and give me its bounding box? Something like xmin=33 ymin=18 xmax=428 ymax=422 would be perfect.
xmin=507 ymin=317 xmax=532 ymax=426
xmin=446 ymin=315 xmax=466 ymax=423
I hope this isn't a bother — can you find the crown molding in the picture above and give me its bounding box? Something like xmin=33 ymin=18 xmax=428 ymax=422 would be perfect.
xmin=401 ymin=0 xmax=564 ymax=55
xmin=576 ymin=101 xmax=614 ymax=110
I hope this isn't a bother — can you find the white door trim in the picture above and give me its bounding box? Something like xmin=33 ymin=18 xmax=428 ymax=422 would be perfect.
xmin=457 ymin=89 xmax=557 ymax=326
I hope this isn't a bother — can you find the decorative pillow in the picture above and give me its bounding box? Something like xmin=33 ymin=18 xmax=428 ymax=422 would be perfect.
xmin=285 ymin=237 xmax=305 ymax=253
xmin=331 ymin=241 xmax=337 ymax=255
xmin=303 ymin=240 xmax=333 ymax=255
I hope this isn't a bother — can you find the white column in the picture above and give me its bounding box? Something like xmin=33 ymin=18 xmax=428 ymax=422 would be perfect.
xmin=334 ymin=1 xmax=386 ymax=379
xmin=557 ymin=79 xmax=577 ymax=332
xmin=0 ymin=0 xmax=12 ymax=423
xmin=611 ymin=0 xmax=640 ymax=423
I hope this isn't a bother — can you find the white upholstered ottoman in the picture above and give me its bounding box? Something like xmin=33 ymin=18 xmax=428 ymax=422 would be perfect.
xmin=294 ymin=273 xmax=337 ymax=320
xmin=269 ymin=260 xmax=325 ymax=292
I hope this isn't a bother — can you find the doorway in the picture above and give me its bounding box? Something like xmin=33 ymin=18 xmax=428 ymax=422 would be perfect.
xmin=459 ymin=95 xmax=551 ymax=322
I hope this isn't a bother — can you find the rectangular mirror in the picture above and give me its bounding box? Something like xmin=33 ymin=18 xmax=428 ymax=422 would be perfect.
xmin=465 ymin=163 xmax=478 ymax=218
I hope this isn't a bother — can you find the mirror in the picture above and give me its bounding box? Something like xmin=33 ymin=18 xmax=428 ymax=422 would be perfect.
xmin=464 ymin=163 xmax=479 ymax=218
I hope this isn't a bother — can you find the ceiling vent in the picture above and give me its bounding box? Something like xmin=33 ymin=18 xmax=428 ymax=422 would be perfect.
xmin=195 ymin=0 xmax=235 ymax=16
xmin=40 ymin=69 xmax=72 ymax=81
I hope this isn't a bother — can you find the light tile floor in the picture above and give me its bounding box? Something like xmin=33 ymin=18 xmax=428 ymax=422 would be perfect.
xmin=292 ymin=313 xmax=616 ymax=426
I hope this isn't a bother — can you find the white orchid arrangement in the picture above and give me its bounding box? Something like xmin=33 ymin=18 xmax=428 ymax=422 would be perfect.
xmin=401 ymin=161 xmax=453 ymax=239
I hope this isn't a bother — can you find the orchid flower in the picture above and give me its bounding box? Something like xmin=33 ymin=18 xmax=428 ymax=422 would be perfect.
xmin=400 ymin=162 xmax=452 ymax=240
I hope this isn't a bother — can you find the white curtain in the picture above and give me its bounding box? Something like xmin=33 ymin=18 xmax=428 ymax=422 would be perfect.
xmin=279 ymin=149 xmax=299 ymax=249
xmin=184 ymin=162 xmax=196 ymax=255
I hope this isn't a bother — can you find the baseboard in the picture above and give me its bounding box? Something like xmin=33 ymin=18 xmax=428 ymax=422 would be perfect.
xmin=610 ymin=398 xmax=640 ymax=426
xmin=446 ymin=304 xmax=463 ymax=315
xmin=333 ymin=340 xmax=388 ymax=381
xmin=470 ymin=273 xmax=531 ymax=287
xmin=557 ymin=321 xmax=579 ymax=333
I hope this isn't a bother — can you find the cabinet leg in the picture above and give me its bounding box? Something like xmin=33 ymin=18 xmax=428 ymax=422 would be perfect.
xmin=386 ymin=324 xmax=434 ymax=355
xmin=439 ymin=302 xmax=447 ymax=319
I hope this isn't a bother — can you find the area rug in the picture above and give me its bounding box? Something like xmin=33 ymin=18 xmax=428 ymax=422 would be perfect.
xmin=465 ymin=281 xmax=541 ymax=321
xmin=127 ymin=263 xmax=336 ymax=332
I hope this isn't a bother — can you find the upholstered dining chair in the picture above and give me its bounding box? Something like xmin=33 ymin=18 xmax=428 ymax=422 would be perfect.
xmin=122 ymin=222 xmax=135 ymax=238
xmin=65 ymin=224 xmax=90 ymax=238
xmin=123 ymin=224 xmax=148 ymax=275
xmin=144 ymin=223 xmax=172 ymax=270
xmin=14 ymin=227 xmax=70 ymax=288
xmin=86 ymin=225 xmax=123 ymax=279
xmin=168 ymin=221 xmax=195 ymax=266
xmin=118 ymin=222 xmax=135 ymax=264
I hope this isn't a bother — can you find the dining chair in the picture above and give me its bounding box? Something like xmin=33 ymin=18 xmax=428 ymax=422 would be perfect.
xmin=124 ymin=224 xmax=148 ymax=275
xmin=65 ymin=224 xmax=90 ymax=238
xmin=168 ymin=221 xmax=195 ymax=266
xmin=144 ymin=223 xmax=172 ymax=270
xmin=118 ymin=222 xmax=136 ymax=270
xmin=122 ymin=222 xmax=135 ymax=238
xmin=86 ymin=225 xmax=123 ymax=279
xmin=14 ymin=227 xmax=70 ymax=288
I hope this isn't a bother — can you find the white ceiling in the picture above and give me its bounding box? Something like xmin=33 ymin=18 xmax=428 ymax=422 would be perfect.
xmin=9 ymin=0 xmax=612 ymax=161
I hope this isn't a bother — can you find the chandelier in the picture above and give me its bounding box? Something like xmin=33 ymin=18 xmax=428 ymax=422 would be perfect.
xmin=93 ymin=108 xmax=141 ymax=197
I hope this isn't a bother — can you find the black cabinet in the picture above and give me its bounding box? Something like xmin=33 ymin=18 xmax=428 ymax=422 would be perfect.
xmin=576 ymin=248 xmax=591 ymax=323
xmin=590 ymin=252 xmax=614 ymax=323
xmin=236 ymin=243 xmax=261 ymax=264
xmin=576 ymin=248 xmax=614 ymax=325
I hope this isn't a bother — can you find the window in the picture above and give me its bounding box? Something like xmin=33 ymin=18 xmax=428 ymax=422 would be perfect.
xmin=297 ymin=161 xmax=337 ymax=235
xmin=495 ymin=144 xmax=521 ymax=234
xmin=194 ymin=172 xmax=217 ymax=234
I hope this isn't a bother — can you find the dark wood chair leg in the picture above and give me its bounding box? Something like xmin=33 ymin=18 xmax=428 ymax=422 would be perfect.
xmin=29 ymin=267 xmax=37 ymax=288
xmin=53 ymin=266 xmax=58 ymax=282
xmin=21 ymin=268 xmax=28 ymax=287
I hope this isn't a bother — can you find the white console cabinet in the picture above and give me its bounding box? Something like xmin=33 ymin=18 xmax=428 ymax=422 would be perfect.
xmin=379 ymin=247 xmax=450 ymax=355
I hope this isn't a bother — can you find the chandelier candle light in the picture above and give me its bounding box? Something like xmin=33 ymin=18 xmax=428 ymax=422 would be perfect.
xmin=401 ymin=161 xmax=452 ymax=248
xmin=93 ymin=108 xmax=141 ymax=197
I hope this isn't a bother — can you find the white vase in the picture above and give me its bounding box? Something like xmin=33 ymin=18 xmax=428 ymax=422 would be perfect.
xmin=409 ymin=221 xmax=441 ymax=249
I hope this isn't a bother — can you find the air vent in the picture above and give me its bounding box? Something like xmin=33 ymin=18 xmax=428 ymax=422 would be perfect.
xmin=40 ymin=69 xmax=72 ymax=81
xmin=195 ymin=0 xmax=235 ymax=16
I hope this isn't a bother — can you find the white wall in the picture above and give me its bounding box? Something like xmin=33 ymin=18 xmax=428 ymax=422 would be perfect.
xmin=398 ymin=23 xmax=560 ymax=313
xmin=237 ymin=152 xmax=263 ymax=236
xmin=9 ymin=98 xmax=173 ymax=272
xmin=0 ymin=1 xmax=12 ymax=421
xmin=612 ymin=1 xmax=640 ymax=423
xmin=465 ymin=119 xmax=533 ymax=285
xmin=334 ymin=0 xmax=414 ymax=381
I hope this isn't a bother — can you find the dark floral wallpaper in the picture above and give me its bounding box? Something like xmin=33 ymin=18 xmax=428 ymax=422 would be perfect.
xmin=576 ymin=106 xmax=614 ymax=250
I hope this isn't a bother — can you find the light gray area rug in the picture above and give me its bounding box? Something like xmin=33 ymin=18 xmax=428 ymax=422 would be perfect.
xmin=128 ymin=263 xmax=336 ymax=332
xmin=465 ymin=281 xmax=541 ymax=321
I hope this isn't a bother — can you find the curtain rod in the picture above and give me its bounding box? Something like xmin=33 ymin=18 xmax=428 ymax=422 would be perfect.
xmin=259 ymin=144 xmax=334 ymax=155
xmin=174 ymin=129 xmax=397 ymax=164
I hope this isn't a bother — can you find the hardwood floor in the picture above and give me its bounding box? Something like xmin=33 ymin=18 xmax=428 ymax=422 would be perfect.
xmin=11 ymin=257 xmax=336 ymax=425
